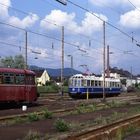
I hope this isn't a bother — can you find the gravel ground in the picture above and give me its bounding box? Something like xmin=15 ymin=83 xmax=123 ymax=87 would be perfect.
xmin=0 ymin=103 xmax=139 ymax=140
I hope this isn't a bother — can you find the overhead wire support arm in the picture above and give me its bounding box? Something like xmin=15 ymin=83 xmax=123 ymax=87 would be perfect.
xmin=55 ymin=0 xmax=67 ymax=5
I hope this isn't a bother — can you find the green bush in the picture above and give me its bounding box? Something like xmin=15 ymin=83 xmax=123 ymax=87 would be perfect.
xmin=28 ymin=112 xmax=39 ymax=122
xmin=43 ymin=109 xmax=53 ymax=119
xmin=54 ymin=118 xmax=70 ymax=132
xmin=37 ymin=85 xmax=59 ymax=93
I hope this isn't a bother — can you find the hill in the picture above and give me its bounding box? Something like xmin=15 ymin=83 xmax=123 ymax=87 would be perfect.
xmin=29 ymin=65 xmax=82 ymax=77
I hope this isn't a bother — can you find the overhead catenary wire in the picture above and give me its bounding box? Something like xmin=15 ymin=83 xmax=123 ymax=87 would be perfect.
xmin=66 ymin=0 xmax=140 ymax=44
xmin=1 ymin=0 xmax=137 ymax=54
xmin=0 ymin=0 xmax=136 ymax=49
xmin=0 ymin=21 xmax=138 ymax=58
xmin=0 ymin=1 xmax=139 ymax=59
xmin=0 ymin=40 xmax=58 ymax=60
xmin=127 ymin=0 xmax=140 ymax=13
xmin=0 ymin=2 xmax=61 ymax=28
xmin=1 ymin=0 xmax=140 ymax=49
xmin=0 ymin=21 xmax=80 ymax=49
xmin=0 ymin=1 xmax=104 ymax=48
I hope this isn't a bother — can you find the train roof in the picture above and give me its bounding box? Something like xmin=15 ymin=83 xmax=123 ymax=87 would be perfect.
xmin=71 ymin=74 xmax=120 ymax=82
xmin=0 ymin=68 xmax=35 ymax=75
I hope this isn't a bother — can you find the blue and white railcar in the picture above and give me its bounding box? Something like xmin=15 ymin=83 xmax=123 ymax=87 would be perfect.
xmin=68 ymin=74 xmax=121 ymax=98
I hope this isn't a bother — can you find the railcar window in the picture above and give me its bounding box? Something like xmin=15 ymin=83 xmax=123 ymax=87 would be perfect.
xmin=81 ymin=80 xmax=86 ymax=86
xmin=77 ymin=79 xmax=81 ymax=86
xmin=95 ymin=81 xmax=97 ymax=86
xmin=26 ymin=75 xmax=35 ymax=85
xmin=3 ymin=73 xmax=14 ymax=84
xmin=101 ymin=81 xmax=103 ymax=87
xmin=73 ymin=79 xmax=76 ymax=86
xmin=0 ymin=74 xmax=3 ymax=84
xmin=81 ymin=80 xmax=84 ymax=86
xmin=117 ymin=83 xmax=120 ymax=87
xmin=87 ymin=80 xmax=90 ymax=86
xmin=20 ymin=74 xmax=25 ymax=84
xmin=110 ymin=82 xmax=112 ymax=87
xmin=15 ymin=74 xmax=25 ymax=84
xmin=15 ymin=75 xmax=20 ymax=84
xmin=105 ymin=82 xmax=108 ymax=87
xmin=112 ymin=82 xmax=115 ymax=87
xmin=91 ymin=80 xmax=94 ymax=86
xmin=98 ymin=81 xmax=101 ymax=86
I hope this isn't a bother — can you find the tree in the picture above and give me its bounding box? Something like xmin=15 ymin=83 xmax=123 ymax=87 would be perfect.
xmin=1 ymin=56 xmax=14 ymax=68
xmin=0 ymin=55 xmax=26 ymax=69
xmin=14 ymin=55 xmax=25 ymax=69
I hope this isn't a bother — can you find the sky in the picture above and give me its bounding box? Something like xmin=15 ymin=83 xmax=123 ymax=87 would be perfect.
xmin=0 ymin=0 xmax=140 ymax=75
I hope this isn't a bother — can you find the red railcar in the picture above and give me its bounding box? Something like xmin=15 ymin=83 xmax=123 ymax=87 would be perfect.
xmin=0 ymin=68 xmax=38 ymax=103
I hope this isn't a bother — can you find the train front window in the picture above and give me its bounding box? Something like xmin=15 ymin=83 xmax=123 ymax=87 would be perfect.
xmin=77 ymin=79 xmax=81 ymax=86
xmin=26 ymin=75 xmax=35 ymax=85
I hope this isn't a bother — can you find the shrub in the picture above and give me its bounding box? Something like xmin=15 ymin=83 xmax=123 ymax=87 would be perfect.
xmin=43 ymin=109 xmax=53 ymax=119
xmin=28 ymin=112 xmax=39 ymax=122
xmin=54 ymin=118 xmax=70 ymax=132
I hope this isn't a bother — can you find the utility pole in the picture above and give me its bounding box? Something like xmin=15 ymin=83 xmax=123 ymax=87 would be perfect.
xmin=25 ymin=31 xmax=27 ymax=69
xmin=61 ymin=26 xmax=64 ymax=96
xmin=103 ymin=21 xmax=106 ymax=102
xmin=107 ymin=45 xmax=110 ymax=78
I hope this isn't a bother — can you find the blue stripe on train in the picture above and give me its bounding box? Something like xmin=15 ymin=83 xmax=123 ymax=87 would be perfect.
xmin=69 ymin=87 xmax=121 ymax=94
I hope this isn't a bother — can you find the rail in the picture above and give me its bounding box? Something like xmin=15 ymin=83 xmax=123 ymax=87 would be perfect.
xmin=67 ymin=114 xmax=140 ymax=140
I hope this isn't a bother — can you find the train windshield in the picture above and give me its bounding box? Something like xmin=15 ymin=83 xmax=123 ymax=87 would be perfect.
xmin=69 ymin=77 xmax=81 ymax=87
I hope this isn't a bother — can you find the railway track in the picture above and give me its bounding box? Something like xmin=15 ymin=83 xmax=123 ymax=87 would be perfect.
xmin=0 ymin=96 xmax=139 ymax=125
xmin=67 ymin=114 xmax=140 ymax=140
xmin=0 ymin=93 xmax=139 ymax=123
xmin=0 ymin=107 xmax=74 ymax=124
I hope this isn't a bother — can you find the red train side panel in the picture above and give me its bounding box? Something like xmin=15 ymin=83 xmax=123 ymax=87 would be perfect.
xmin=0 ymin=68 xmax=38 ymax=103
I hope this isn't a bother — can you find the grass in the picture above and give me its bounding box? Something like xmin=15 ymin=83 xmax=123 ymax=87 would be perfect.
xmin=23 ymin=130 xmax=41 ymax=140
xmin=54 ymin=118 xmax=70 ymax=132
xmin=27 ymin=112 xmax=39 ymax=122
xmin=43 ymin=109 xmax=53 ymax=119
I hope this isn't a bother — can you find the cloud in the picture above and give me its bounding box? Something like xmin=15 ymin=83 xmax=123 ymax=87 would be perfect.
xmin=88 ymin=0 xmax=125 ymax=7
xmin=40 ymin=10 xmax=108 ymax=36
xmin=0 ymin=0 xmax=11 ymax=19
xmin=0 ymin=0 xmax=38 ymax=28
xmin=127 ymin=0 xmax=140 ymax=7
xmin=9 ymin=14 xmax=39 ymax=28
xmin=89 ymin=0 xmax=140 ymax=8
xmin=119 ymin=9 xmax=140 ymax=28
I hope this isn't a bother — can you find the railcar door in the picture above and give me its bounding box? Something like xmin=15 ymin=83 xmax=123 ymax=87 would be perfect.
xmin=25 ymin=74 xmax=37 ymax=103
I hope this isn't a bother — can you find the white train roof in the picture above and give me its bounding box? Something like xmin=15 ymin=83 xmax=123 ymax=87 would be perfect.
xmin=71 ymin=74 xmax=120 ymax=82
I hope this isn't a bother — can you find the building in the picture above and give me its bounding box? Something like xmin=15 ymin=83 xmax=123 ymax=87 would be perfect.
xmin=36 ymin=70 xmax=50 ymax=86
